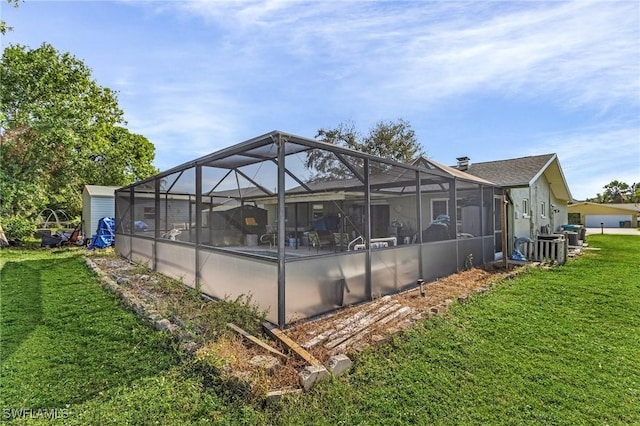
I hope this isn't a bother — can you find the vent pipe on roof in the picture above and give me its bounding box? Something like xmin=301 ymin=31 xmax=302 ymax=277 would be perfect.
xmin=456 ymin=156 xmax=470 ymax=171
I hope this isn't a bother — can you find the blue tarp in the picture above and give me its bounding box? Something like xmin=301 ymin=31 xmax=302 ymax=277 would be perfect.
xmin=313 ymin=214 xmax=340 ymax=231
xmin=87 ymin=217 xmax=115 ymax=249
xmin=511 ymin=236 xmax=533 ymax=261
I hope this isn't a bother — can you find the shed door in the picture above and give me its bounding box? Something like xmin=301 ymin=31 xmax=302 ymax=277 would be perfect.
xmin=585 ymin=214 xmax=631 ymax=227
xmin=91 ymin=197 xmax=116 ymax=235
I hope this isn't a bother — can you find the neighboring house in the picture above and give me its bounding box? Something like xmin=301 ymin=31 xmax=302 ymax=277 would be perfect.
xmin=82 ymin=185 xmax=120 ymax=238
xmin=568 ymin=202 xmax=639 ymax=228
xmin=453 ymin=154 xmax=573 ymax=246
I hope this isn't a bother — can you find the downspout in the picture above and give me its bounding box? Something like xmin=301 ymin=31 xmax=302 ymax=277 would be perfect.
xmin=501 ymin=193 xmax=508 ymax=268
xmin=504 ymin=188 xmax=514 ymax=256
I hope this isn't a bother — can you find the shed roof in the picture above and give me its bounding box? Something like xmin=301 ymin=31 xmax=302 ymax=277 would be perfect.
xmin=84 ymin=185 xmax=120 ymax=197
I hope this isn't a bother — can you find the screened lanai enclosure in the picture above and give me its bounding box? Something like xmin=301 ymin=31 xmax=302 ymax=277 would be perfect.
xmin=115 ymin=131 xmax=503 ymax=327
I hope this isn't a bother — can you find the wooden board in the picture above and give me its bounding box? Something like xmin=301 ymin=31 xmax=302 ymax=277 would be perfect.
xmin=227 ymin=323 xmax=287 ymax=358
xmin=263 ymin=322 xmax=322 ymax=366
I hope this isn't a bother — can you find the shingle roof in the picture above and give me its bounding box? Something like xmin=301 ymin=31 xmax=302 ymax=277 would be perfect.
xmin=414 ymin=157 xmax=494 ymax=185
xmin=570 ymin=202 xmax=640 ymax=212
xmin=457 ymin=154 xmax=556 ymax=187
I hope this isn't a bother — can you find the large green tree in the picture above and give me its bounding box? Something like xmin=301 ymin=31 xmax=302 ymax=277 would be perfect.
xmin=0 ymin=43 xmax=157 ymax=218
xmin=307 ymin=119 xmax=424 ymax=181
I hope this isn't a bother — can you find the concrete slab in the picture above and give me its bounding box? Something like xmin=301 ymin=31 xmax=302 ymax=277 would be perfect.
xmin=249 ymin=355 xmax=280 ymax=375
xmin=298 ymin=365 xmax=330 ymax=391
xmin=265 ymin=388 xmax=303 ymax=404
xmin=326 ymin=354 xmax=352 ymax=377
xmin=585 ymin=227 xmax=640 ymax=235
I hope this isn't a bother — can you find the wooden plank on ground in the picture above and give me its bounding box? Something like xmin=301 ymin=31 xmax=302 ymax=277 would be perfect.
xmin=302 ymin=327 xmax=336 ymax=349
xmin=227 ymin=323 xmax=287 ymax=358
xmin=324 ymin=303 xmax=400 ymax=350
xmin=301 ymin=296 xmax=393 ymax=349
xmin=263 ymin=322 xmax=322 ymax=366
xmin=301 ymin=296 xmax=391 ymax=346
xmin=328 ymin=306 xmax=414 ymax=355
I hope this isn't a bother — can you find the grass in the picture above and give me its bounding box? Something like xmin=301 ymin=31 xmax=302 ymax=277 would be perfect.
xmin=1 ymin=236 xmax=638 ymax=424
xmin=0 ymin=248 xmax=265 ymax=424
xmin=266 ymin=235 xmax=639 ymax=425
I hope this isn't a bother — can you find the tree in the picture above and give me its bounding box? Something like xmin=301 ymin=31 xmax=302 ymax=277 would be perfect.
xmin=630 ymin=182 xmax=640 ymax=203
xmin=307 ymin=119 xmax=424 ymax=181
xmin=587 ymin=180 xmax=639 ymax=203
xmin=602 ymin=180 xmax=631 ymax=203
xmin=0 ymin=0 xmax=21 ymax=36
xmin=362 ymin=119 xmax=421 ymax=164
xmin=0 ymin=43 xmax=157 ymax=218
xmin=83 ymin=126 xmax=157 ymax=188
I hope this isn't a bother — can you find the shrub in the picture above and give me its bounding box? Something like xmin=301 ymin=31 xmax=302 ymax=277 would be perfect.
xmin=2 ymin=216 xmax=36 ymax=240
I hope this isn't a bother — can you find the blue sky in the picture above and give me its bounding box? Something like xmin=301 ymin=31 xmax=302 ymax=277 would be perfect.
xmin=2 ymin=0 xmax=639 ymax=200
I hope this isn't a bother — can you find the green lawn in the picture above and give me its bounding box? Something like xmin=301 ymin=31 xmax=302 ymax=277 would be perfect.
xmin=1 ymin=236 xmax=638 ymax=425
xmin=268 ymin=235 xmax=640 ymax=425
xmin=0 ymin=249 xmax=262 ymax=424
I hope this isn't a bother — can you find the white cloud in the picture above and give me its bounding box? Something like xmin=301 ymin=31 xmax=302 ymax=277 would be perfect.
xmin=531 ymin=123 xmax=640 ymax=200
xmin=116 ymin=0 xmax=639 ymax=185
xmin=120 ymin=80 xmax=245 ymax=170
xmin=163 ymin=1 xmax=639 ymax=111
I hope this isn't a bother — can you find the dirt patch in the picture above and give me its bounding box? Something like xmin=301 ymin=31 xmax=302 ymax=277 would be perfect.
xmin=286 ymin=266 xmax=518 ymax=363
xmin=86 ymin=250 xmax=522 ymax=393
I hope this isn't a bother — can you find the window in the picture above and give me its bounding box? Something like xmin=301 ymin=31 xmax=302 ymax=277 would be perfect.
xmin=312 ymin=203 xmax=324 ymax=219
xmin=540 ymin=201 xmax=546 ymax=218
xmin=431 ymin=199 xmax=448 ymax=221
xmin=522 ymin=199 xmax=529 ymax=217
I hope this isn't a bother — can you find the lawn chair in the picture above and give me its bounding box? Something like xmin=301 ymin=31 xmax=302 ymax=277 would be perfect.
xmin=308 ymin=231 xmax=330 ymax=252
xmin=333 ymin=232 xmax=349 ymax=251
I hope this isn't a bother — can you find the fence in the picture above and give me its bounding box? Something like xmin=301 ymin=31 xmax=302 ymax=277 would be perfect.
xmin=520 ymin=236 xmax=568 ymax=265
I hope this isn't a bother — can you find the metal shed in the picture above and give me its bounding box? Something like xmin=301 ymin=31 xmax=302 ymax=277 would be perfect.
xmin=82 ymin=185 xmax=120 ymax=238
xmin=115 ymin=131 xmax=503 ymax=327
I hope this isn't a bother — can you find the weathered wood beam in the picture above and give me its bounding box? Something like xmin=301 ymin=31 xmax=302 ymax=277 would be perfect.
xmin=263 ymin=322 xmax=322 ymax=366
xmin=227 ymin=323 xmax=287 ymax=358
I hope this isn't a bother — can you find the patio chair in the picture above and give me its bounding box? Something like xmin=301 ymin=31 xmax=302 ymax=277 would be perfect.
xmin=333 ymin=232 xmax=349 ymax=251
xmin=308 ymin=231 xmax=330 ymax=252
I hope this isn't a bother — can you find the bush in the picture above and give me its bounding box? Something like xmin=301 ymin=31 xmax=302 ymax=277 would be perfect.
xmin=2 ymin=216 xmax=36 ymax=240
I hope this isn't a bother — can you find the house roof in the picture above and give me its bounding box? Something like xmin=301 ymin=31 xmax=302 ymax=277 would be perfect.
xmin=413 ymin=156 xmax=494 ymax=185
xmin=569 ymin=202 xmax=640 ymax=213
xmin=606 ymin=203 xmax=640 ymax=212
xmin=84 ymin=185 xmax=120 ymax=197
xmin=456 ymin=154 xmax=555 ymax=187
xmin=454 ymin=153 xmax=572 ymax=201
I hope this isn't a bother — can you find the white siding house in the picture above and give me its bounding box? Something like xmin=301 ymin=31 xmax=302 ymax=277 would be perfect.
xmin=82 ymin=185 xmax=120 ymax=238
xmin=454 ymin=154 xmax=573 ymax=251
